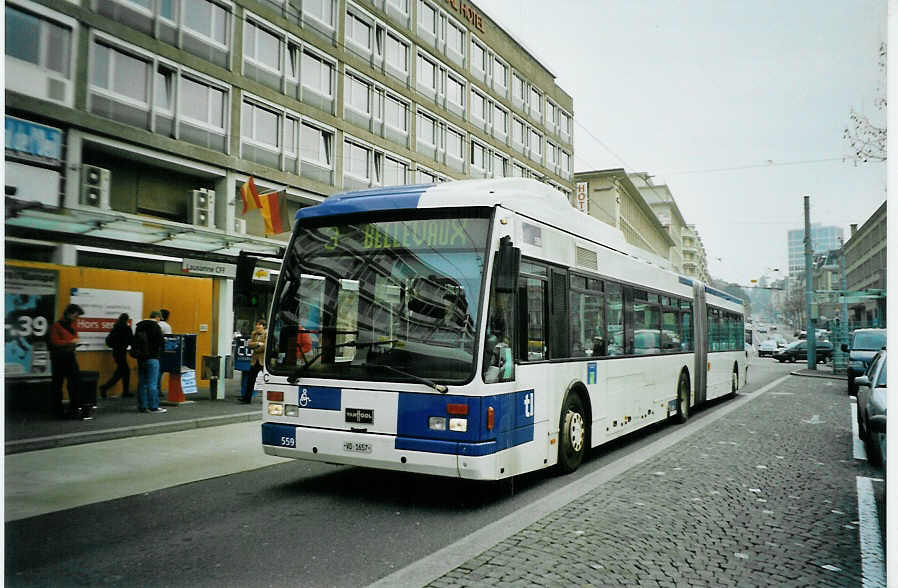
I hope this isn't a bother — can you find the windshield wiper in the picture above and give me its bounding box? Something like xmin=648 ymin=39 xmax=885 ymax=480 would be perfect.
xmin=286 ymin=339 xmax=398 ymax=384
xmin=370 ymin=364 xmax=448 ymax=394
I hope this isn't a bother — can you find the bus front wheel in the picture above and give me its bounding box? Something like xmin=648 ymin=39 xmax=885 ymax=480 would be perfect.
xmin=558 ymin=393 xmax=587 ymax=474
xmin=675 ymin=372 xmax=690 ymax=424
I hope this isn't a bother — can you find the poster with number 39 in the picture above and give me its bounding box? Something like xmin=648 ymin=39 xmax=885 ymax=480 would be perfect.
xmin=5 ymin=266 xmax=58 ymax=378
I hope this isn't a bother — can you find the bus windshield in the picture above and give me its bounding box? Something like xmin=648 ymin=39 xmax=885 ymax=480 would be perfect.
xmin=267 ymin=211 xmax=491 ymax=384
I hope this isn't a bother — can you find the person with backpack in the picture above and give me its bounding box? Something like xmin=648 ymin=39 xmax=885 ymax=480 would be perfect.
xmin=100 ymin=313 xmax=133 ymax=399
xmin=133 ymin=311 xmax=166 ymax=414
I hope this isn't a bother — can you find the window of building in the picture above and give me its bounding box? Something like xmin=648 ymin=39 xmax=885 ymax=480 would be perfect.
xmin=416 ymin=52 xmax=437 ymax=92
xmin=300 ymin=49 xmax=334 ymax=96
xmin=512 ymin=117 xmax=526 ymax=148
xmin=244 ymin=19 xmax=282 ymax=72
xmin=529 ymin=86 xmax=542 ymax=119
xmin=560 ymin=150 xmax=571 ymax=175
xmin=6 ymin=6 xmax=72 ymax=78
xmin=529 ymin=129 xmax=542 ymax=156
xmin=180 ymin=75 xmax=225 ymax=130
xmin=512 ymin=73 xmax=525 ymax=103
xmin=446 ymin=73 xmax=464 ymax=109
xmin=471 ymin=89 xmax=487 ymax=121
xmin=346 ymin=10 xmax=372 ymax=52
xmin=300 ymin=122 xmax=332 ymax=165
xmin=546 ymin=100 xmax=557 ymax=128
xmin=471 ymin=141 xmax=487 ymax=171
xmin=345 ymin=73 xmax=371 ymax=113
xmin=493 ymin=103 xmax=508 ymax=136
xmin=304 ymin=0 xmax=335 ymax=27
xmin=155 ymin=65 xmax=175 ymax=111
xmin=446 ymin=127 xmax=464 ymax=160
xmin=385 ymin=32 xmax=408 ymax=73
xmin=560 ymin=110 xmax=571 ymax=138
xmin=417 ymin=111 xmax=437 ymax=146
xmin=416 ymin=167 xmax=436 ymax=183
xmin=547 ymin=141 xmax=558 ymax=166
xmin=91 ymin=41 xmax=150 ymax=105
xmin=446 ymin=21 xmax=464 ymax=56
xmin=183 ymin=0 xmax=229 ymax=47
xmin=384 ymin=93 xmax=408 ymax=131
xmin=492 ymin=153 xmax=507 ymax=177
xmin=471 ymin=39 xmax=486 ymax=74
xmin=493 ymin=57 xmax=507 ymax=92
xmin=383 ymin=156 xmax=407 ymax=185
xmin=242 ymin=100 xmax=280 ymax=149
xmin=387 ymin=0 xmax=409 ymax=14
xmin=418 ymin=0 xmax=437 ymax=36
xmin=511 ymin=162 xmax=525 ymax=178
xmin=344 ymin=140 xmax=371 ymax=180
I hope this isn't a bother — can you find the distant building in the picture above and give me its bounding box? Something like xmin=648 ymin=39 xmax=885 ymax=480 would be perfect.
xmin=681 ymin=224 xmax=710 ymax=282
xmin=572 ymin=169 xmax=674 ymax=262
xmin=844 ymin=201 xmax=887 ymax=327
xmin=630 ymin=173 xmax=688 ymax=274
xmin=787 ymin=224 xmax=843 ymax=275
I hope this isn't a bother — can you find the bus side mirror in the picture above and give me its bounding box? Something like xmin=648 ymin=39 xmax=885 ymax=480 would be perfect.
xmin=841 ymin=343 xmax=849 ymax=353
xmin=495 ymin=237 xmax=520 ymax=294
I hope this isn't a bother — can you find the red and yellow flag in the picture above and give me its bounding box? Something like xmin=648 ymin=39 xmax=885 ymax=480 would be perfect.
xmin=241 ymin=177 xmax=261 ymax=214
xmin=258 ymin=191 xmax=290 ymax=235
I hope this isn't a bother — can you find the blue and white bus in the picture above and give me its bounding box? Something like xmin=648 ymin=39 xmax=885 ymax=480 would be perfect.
xmin=261 ymin=179 xmax=747 ymax=479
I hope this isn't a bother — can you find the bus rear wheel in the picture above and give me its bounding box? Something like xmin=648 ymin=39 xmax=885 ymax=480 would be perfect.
xmin=558 ymin=392 xmax=587 ymax=474
xmin=675 ymin=371 xmax=690 ymax=424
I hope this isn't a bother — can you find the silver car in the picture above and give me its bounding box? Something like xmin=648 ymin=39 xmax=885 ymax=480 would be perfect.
xmin=856 ymin=350 xmax=887 ymax=468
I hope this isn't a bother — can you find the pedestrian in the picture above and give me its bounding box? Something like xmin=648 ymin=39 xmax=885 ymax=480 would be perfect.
xmin=133 ymin=310 xmax=167 ymax=414
xmin=50 ymin=303 xmax=90 ymax=420
xmin=158 ymin=309 xmax=173 ymax=335
xmin=240 ymin=319 xmax=267 ymax=403
xmin=99 ymin=313 xmax=134 ymax=399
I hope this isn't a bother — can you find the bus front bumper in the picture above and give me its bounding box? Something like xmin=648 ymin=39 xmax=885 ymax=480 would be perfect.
xmin=262 ymin=422 xmax=501 ymax=480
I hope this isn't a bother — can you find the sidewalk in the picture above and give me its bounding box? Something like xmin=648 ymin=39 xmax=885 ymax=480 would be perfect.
xmin=4 ymin=376 xmax=260 ymax=455
xmin=789 ymin=364 xmax=848 ymax=380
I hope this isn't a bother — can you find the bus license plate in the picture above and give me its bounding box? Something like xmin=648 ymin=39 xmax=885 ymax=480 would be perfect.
xmin=343 ymin=441 xmax=372 ymax=454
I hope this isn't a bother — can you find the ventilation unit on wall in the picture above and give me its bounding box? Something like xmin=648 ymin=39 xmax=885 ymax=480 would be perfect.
xmin=188 ymin=189 xmax=216 ymax=228
xmin=80 ymin=165 xmax=111 ymax=209
xmin=233 ymin=218 xmax=246 ymax=234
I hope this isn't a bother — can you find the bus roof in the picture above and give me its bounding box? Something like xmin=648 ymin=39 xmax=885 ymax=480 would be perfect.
xmin=294 ymin=179 xmax=740 ymax=307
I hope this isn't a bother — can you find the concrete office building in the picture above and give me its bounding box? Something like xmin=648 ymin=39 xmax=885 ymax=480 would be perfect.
xmin=787 ymin=223 xmax=843 ymax=275
xmin=844 ymin=201 xmax=887 ymax=327
xmin=629 ymin=173 xmax=687 ymax=274
xmin=572 ymin=169 xmax=674 ymax=264
xmin=5 ymin=0 xmax=574 ymax=395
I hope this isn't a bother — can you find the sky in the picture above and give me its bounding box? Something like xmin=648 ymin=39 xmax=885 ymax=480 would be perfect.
xmin=478 ymin=0 xmax=888 ymax=286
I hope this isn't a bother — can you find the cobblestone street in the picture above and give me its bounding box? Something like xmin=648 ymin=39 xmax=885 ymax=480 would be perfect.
xmin=428 ymin=373 xmax=884 ymax=587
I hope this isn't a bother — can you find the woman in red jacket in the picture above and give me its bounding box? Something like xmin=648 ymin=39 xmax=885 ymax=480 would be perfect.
xmin=50 ymin=304 xmax=89 ymax=419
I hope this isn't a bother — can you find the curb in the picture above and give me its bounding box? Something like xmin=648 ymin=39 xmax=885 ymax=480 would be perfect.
xmin=5 ymin=412 xmax=261 ymax=455
xmin=790 ymin=370 xmax=848 ymax=381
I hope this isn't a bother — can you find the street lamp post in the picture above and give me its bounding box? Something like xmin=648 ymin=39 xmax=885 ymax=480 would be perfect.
xmin=803 ymin=196 xmax=816 ymax=369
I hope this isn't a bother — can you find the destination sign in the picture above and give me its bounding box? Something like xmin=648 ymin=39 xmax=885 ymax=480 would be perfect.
xmin=317 ymin=218 xmax=489 ymax=253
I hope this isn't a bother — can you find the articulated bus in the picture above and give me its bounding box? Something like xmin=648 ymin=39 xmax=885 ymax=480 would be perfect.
xmin=261 ymin=179 xmax=747 ymax=480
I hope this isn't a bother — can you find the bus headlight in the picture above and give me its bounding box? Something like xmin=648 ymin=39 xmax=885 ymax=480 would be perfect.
xmin=429 ymin=416 xmax=447 ymax=431
xmin=285 ymin=405 xmax=299 ymax=417
xmin=268 ymin=403 xmax=284 ymax=416
xmin=449 ymin=418 xmax=467 ymax=432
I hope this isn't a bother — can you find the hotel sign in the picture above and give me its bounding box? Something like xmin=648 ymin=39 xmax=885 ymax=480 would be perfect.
xmin=575 ymin=182 xmax=588 ymax=214
xmin=445 ymin=0 xmax=485 ymax=32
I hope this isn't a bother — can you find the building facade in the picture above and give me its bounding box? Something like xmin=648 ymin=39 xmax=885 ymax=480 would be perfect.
xmin=844 ymin=201 xmax=887 ymax=327
xmin=572 ymin=169 xmax=674 ymax=263
xmin=5 ymin=0 xmax=574 ymax=395
xmin=629 ymin=173 xmax=687 ymax=274
xmin=787 ymin=223 xmax=843 ymax=275
xmin=680 ymin=224 xmax=710 ymax=283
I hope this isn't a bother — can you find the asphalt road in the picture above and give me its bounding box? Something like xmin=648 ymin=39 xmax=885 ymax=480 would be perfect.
xmin=6 ymin=360 xmax=878 ymax=587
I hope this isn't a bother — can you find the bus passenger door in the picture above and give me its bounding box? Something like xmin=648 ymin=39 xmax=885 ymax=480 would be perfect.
xmin=692 ymin=282 xmax=707 ymax=404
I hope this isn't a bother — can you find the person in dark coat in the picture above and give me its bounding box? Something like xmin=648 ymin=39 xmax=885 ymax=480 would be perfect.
xmin=134 ymin=311 xmax=167 ymax=413
xmin=49 ymin=303 xmax=88 ymax=419
xmin=100 ymin=313 xmax=134 ymax=399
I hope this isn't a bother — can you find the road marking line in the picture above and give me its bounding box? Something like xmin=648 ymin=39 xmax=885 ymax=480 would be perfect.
xmin=852 ymin=403 xmax=867 ymax=460
xmin=856 ymin=476 xmax=886 ymax=588
xmin=368 ymin=374 xmax=791 ymax=588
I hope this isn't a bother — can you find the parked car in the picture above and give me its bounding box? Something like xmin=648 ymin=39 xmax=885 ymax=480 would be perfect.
xmin=843 ymin=328 xmax=887 ymax=395
xmin=855 ymin=349 xmax=887 ymax=468
xmin=773 ymin=340 xmax=833 ymax=363
xmin=758 ymin=337 xmax=787 ymax=357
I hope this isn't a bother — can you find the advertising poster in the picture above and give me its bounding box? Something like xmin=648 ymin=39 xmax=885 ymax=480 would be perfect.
xmin=69 ymin=288 xmax=143 ymax=351
xmin=5 ymin=266 xmax=58 ymax=378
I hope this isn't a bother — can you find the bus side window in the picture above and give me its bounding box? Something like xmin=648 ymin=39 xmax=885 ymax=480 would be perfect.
xmin=605 ymin=282 xmax=624 ymax=356
xmin=483 ymin=289 xmax=516 ymax=383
